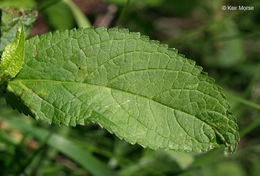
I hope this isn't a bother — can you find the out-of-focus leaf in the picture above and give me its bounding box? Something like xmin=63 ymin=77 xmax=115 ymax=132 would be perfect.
xmin=42 ymin=1 xmax=75 ymax=30
xmin=236 ymin=63 xmax=260 ymax=79
xmin=102 ymin=0 xmax=129 ymax=6
xmin=103 ymin=0 xmax=167 ymax=8
xmin=167 ymin=151 xmax=194 ymax=169
xmin=0 ymin=116 xmax=115 ymax=176
xmin=192 ymin=161 xmax=246 ymax=176
xmin=214 ymin=162 xmax=246 ymax=176
xmin=119 ymin=150 xmax=186 ymax=176
xmin=203 ymin=18 xmax=244 ymax=67
xmin=104 ymin=0 xmax=200 ymax=15
xmin=0 ymin=0 xmax=36 ymax=10
xmin=0 ymin=9 xmax=37 ymax=54
xmin=157 ymin=0 xmax=200 ymax=15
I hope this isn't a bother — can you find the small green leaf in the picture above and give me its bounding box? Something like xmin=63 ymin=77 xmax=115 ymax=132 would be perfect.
xmin=0 ymin=25 xmax=25 ymax=81
xmin=6 ymin=27 xmax=239 ymax=153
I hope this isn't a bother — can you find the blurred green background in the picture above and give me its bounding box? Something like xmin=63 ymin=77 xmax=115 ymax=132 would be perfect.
xmin=0 ymin=0 xmax=260 ymax=175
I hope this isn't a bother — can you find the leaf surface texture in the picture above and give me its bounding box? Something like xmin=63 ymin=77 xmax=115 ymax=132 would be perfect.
xmin=6 ymin=27 xmax=239 ymax=152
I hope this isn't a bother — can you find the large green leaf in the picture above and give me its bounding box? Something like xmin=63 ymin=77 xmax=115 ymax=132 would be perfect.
xmin=6 ymin=27 xmax=239 ymax=153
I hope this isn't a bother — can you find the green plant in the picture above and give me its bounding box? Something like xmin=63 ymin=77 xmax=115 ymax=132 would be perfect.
xmin=0 ymin=11 xmax=239 ymax=154
xmin=1 ymin=1 xmax=260 ymax=176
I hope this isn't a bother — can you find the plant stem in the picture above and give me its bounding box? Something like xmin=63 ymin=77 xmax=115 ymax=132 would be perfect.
xmin=226 ymin=92 xmax=260 ymax=111
xmin=63 ymin=0 xmax=91 ymax=28
xmin=116 ymin=0 xmax=130 ymax=26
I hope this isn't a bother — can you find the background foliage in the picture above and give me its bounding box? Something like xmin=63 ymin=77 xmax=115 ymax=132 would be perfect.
xmin=0 ymin=0 xmax=260 ymax=175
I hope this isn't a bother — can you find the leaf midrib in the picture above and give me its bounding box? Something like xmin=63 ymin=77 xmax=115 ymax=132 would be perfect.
xmin=15 ymin=79 xmax=209 ymax=147
xmin=10 ymin=78 xmax=222 ymax=137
